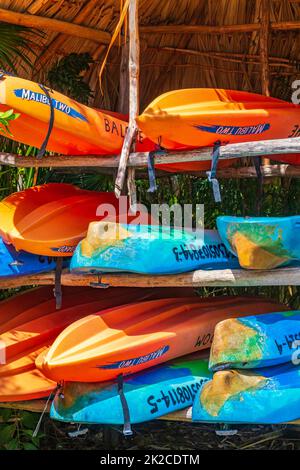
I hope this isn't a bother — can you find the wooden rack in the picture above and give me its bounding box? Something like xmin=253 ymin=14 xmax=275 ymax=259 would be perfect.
xmin=1 ymin=0 xmax=300 ymax=433
xmin=1 ymin=136 xmax=300 ymax=171
xmin=0 ymin=400 xmax=299 ymax=427
xmin=2 ymin=266 xmax=300 ymax=289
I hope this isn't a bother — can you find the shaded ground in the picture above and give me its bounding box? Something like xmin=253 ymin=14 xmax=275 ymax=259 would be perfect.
xmin=42 ymin=418 xmax=300 ymax=450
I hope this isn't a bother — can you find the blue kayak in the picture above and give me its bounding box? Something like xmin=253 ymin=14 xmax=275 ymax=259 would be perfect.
xmin=209 ymin=310 xmax=300 ymax=371
xmin=70 ymin=222 xmax=240 ymax=275
xmin=51 ymin=353 xmax=212 ymax=425
xmin=0 ymin=237 xmax=66 ymax=278
xmin=217 ymin=215 xmax=300 ymax=269
xmin=192 ymin=362 xmax=300 ymax=424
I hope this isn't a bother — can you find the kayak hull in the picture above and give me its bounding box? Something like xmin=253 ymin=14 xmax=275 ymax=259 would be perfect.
xmin=70 ymin=223 xmax=240 ymax=275
xmin=0 ymin=286 xmax=196 ymax=364
xmin=217 ymin=215 xmax=300 ymax=269
xmin=38 ymin=296 xmax=288 ymax=383
xmin=0 ymin=237 xmax=62 ymax=277
xmin=0 ymin=369 xmax=55 ymax=402
xmin=50 ymin=353 xmax=212 ymax=424
xmin=137 ymin=89 xmax=300 ymax=157
xmin=192 ymin=363 xmax=300 ymax=424
xmin=209 ymin=310 xmax=300 ymax=370
xmin=0 ymin=183 xmax=144 ymax=256
xmin=0 ymin=75 xmax=153 ymax=155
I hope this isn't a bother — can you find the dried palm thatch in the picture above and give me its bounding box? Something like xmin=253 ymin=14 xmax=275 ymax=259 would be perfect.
xmin=1 ymin=0 xmax=300 ymax=112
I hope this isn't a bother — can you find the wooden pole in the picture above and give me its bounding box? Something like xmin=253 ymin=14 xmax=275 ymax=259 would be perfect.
xmin=260 ymin=0 xmax=270 ymax=167
xmin=117 ymin=41 xmax=129 ymax=115
xmin=1 ymin=137 xmax=300 ymax=168
xmin=0 ymin=7 xmax=111 ymax=44
xmin=260 ymin=0 xmax=270 ymax=96
xmin=2 ymin=266 xmax=300 ymax=288
xmin=115 ymin=0 xmax=139 ymax=198
xmin=140 ymin=21 xmax=300 ymax=35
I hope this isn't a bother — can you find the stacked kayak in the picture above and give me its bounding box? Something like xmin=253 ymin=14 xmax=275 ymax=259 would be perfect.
xmin=0 ymin=74 xmax=154 ymax=155
xmin=0 ymin=236 xmax=66 ymax=278
xmin=193 ymin=308 xmax=300 ymax=424
xmin=0 ymin=183 xmax=143 ymax=257
xmin=3 ymin=75 xmax=300 ymax=171
xmin=217 ymin=215 xmax=300 ymax=269
xmin=209 ymin=310 xmax=300 ymax=371
xmin=38 ymin=296 xmax=286 ymax=383
xmin=50 ymin=352 xmax=212 ymax=425
xmin=192 ymin=363 xmax=300 ymax=424
xmin=0 ymin=286 xmax=196 ymax=401
xmin=137 ymin=88 xmax=300 ymax=170
xmin=70 ymin=221 xmax=239 ymax=275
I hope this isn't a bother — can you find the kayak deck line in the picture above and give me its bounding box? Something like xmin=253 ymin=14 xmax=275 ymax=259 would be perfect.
xmin=0 ymin=401 xmax=299 ymax=426
xmin=1 ymin=136 xmax=300 ymax=169
xmin=1 ymin=265 xmax=300 ymax=289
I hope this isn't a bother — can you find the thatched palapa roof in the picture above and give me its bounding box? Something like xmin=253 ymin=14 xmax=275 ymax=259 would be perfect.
xmin=1 ymin=0 xmax=300 ymax=111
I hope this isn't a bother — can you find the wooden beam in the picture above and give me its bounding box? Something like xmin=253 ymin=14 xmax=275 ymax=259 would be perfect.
xmin=152 ymin=46 xmax=293 ymax=69
xmin=187 ymin=164 xmax=300 ymax=179
xmin=0 ymin=8 xmax=111 ymax=44
xmin=140 ymin=23 xmax=261 ymax=35
xmin=260 ymin=0 xmax=270 ymax=96
xmin=140 ymin=21 xmax=300 ymax=35
xmin=1 ymin=401 xmax=300 ymax=426
xmin=2 ymin=266 xmax=300 ymax=289
xmin=117 ymin=41 xmax=129 ymax=115
xmin=1 ymin=137 xmax=300 ymax=169
xmin=115 ymin=0 xmax=140 ymax=198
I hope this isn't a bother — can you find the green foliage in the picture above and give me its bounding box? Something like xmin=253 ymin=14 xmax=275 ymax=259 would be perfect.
xmin=0 ymin=109 xmax=20 ymax=137
xmin=47 ymin=53 xmax=94 ymax=103
xmin=0 ymin=22 xmax=43 ymax=73
xmin=0 ymin=409 xmax=44 ymax=450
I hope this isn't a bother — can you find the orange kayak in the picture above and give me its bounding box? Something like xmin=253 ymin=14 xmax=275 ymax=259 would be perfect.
xmin=0 ymin=369 xmax=55 ymax=402
xmin=0 ymin=183 xmax=149 ymax=256
xmin=0 ymin=347 xmax=47 ymax=377
xmin=0 ymin=74 xmax=154 ymax=155
xmin=39 ymin=296 xmax=288 ymax=383
xmin=0 ymin=286 xmax=197 ymax=364
xmin=137 ymin=88 xmax=300 ymax=168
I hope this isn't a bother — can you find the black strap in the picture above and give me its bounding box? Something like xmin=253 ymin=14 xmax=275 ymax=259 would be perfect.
xmin=37 ymin=84 xmax=55 ymax=159
xmin=207 ymin=140 xmax=222 ymax=203
xmin=252 ymin=156 xmax=263 ymax=215
xmin=0 ymin=69 xmax=15 ymax=79
xmin=54 ymin=257 xmax=63 ymax=310
xmin=117 ymin=374 xmax=133 ymax=436
xmin=147 ymin=151 xmax=158 ymax=193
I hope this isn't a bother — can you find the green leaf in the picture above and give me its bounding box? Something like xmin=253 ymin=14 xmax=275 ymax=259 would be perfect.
xmin=0 ymin=109 xmax=14 ymax=119
xmin=0 ymin=424 xmax=15 ymax=445
xmin=21 ymin=411 xmax=39 ymax=429
xmin=0 ymin=409 xmax=13 ymax=421
xmin=23 ymin=443 xmax=38 ymax=450
xmin=6 ymin=439 xmax=19 ymax=450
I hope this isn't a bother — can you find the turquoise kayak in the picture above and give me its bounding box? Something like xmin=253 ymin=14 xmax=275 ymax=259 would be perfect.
xmin=209 ymin=310 xmax=300 ymax=370
xmin=192 ymin=362 xmax=300 ymax=424
xmin=0 ymin=237 xmax=65 ymax=278
xmin=70 ymin=222 xmax=239 ymax=275
xmin=50 ymin=353 xmax=212 ymax=425
xmin=217 ymin=215 xmax=300 ymax=269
